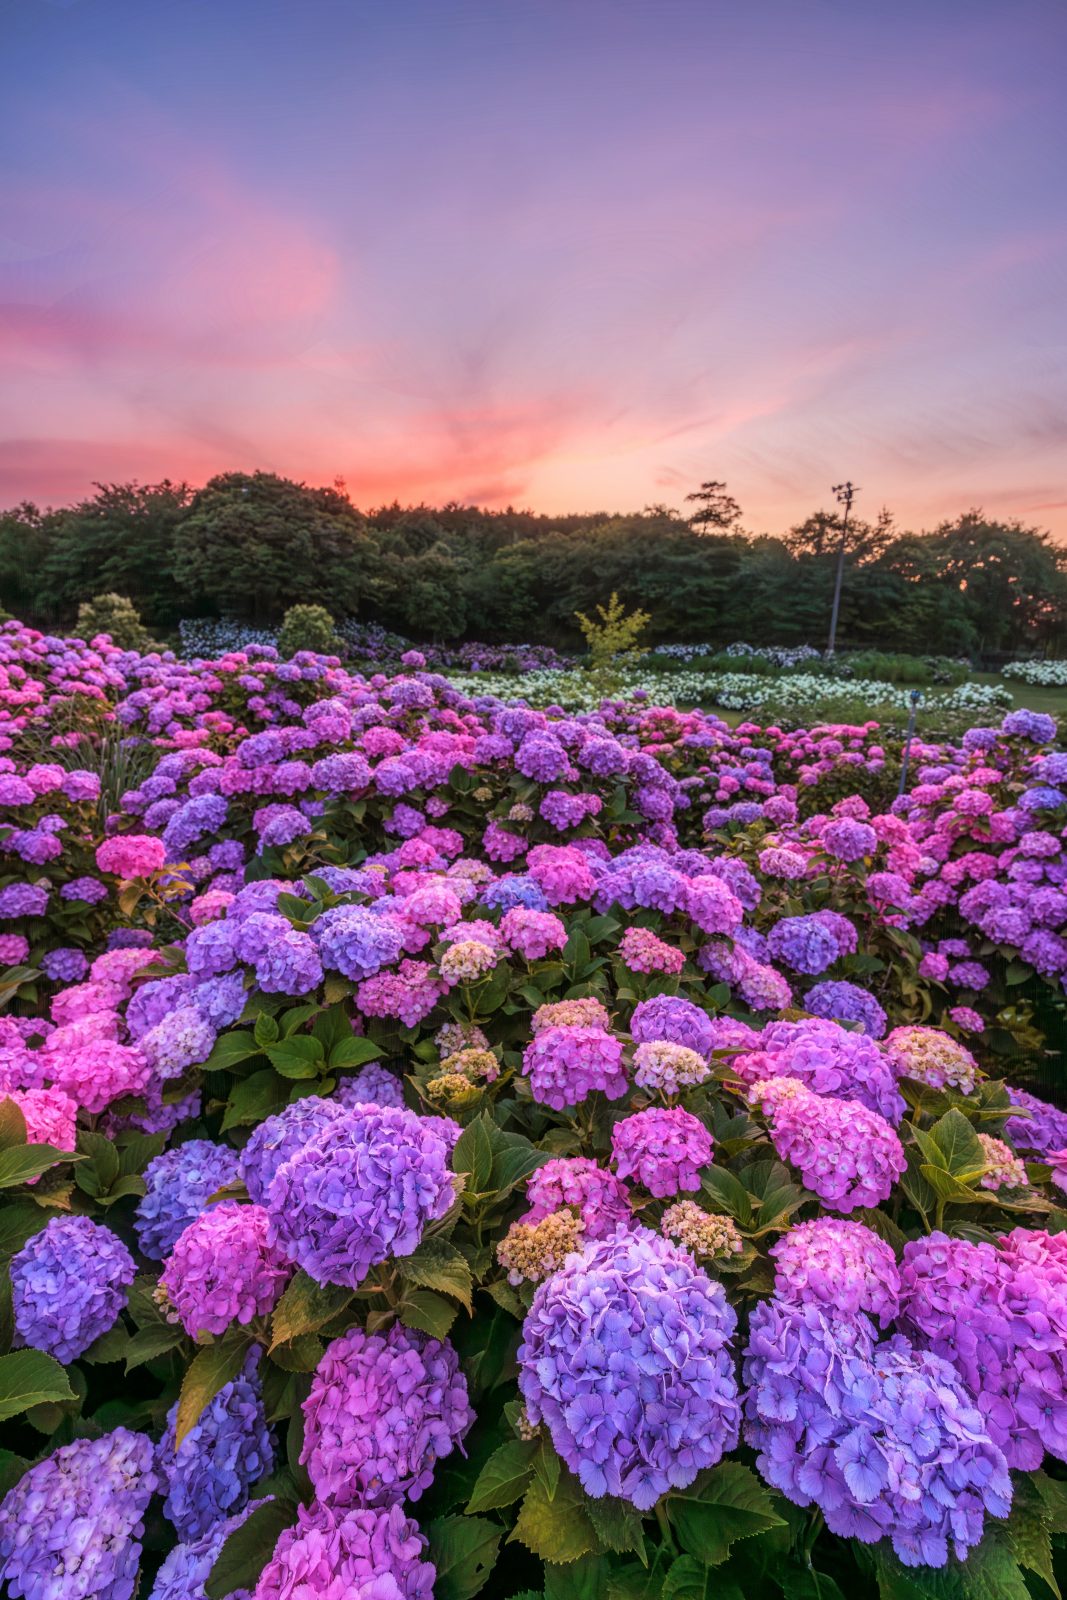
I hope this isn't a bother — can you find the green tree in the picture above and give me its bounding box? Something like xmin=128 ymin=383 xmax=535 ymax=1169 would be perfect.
xmin=173 ymin=472 xmax=372 ymax=623
xmin=278 ymin=603 xmax=338 ymax=657
xmin=575 ymin=592 xmax=651 ymax=696
xmin=684 ymin=480 xmax=743 ymax=534
xmin=42 ymin=481 xmax=193 ymax=626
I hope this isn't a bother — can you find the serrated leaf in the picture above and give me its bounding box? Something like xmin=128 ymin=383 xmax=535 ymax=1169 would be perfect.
xmin=269 ymin=1333 xmax=324 ymax=1371
xmin=269 ymin=1270 xmax=352 ymax=1349
xmin=399 ymin=1236 xmax=473 ymax=1312
xmin=398 ymin=1289 xmax=459 ymax=1340
xmin=254 ymin=1012 xmax=280 ymax=1047
xmin=466 ymin=1437 xmax=537 ymax=1513
xmin=511 ymin=1471 xmax=597 ymax=1565
xmin=175 ymin=1331 xmax=250 ymax=1444
xmin=546 ymin=1554 xmax=610 ymax=1600
xmin=265 ymin=1036 xmax=324 ymax=1080
xmin=117 ymin=1132 xmax=167 ymax=1179
xmin=585 ymin=1494 xmax=645 ymax=1556
xmin=669 ymin=1461 xmax=785 ymax=1566
xmin=205 ymin=1496 xmax=299 ymax=1600
xmin=125 ymin=1320 xmax=186 ymax=1371
xmin=699 ymin=1165 xmax=753 ymax=1227
xmin=918 ymin=1164 xmax=980 ymax=1204
xmin=427 ymin=1514 xmax=501 ymax=1600
xmin=221 ymin=1069 xmax=289 ymax=1131
xmin=205 ymin=1031 xmax=262 ymax=1072
xmin=0 ymin=1349 xmax=76 ymax=1420
xmin=929 ymin=1107 xmax=984 ymax=1176
xmin=453 ymin=1114 xmax=495 ymax=1192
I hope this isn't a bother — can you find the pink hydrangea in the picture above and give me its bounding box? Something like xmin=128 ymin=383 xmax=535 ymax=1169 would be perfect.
xmin=95 ymin=834 xmax=168 ymax=878
xmin=523 ymin=1155 xmax=631 ymax=1239
xmin=611 ymin=1107 xmax=713 ymax=1198
xmin=160 ymin=1202 xmax=291 ymax=1337
xmin=617 ymin=927 xmax=685 ymax=975
xmin=523 ymin=1024 xmax=626 ymax=1110
xmin=499 ymin=908 xmax=566 ymax=960
xmin=750 ymin=1076 xmax=905 ymax=1212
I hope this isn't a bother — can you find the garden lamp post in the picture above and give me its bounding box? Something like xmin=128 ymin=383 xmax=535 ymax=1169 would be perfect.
xmin=897 ymin=689 xmax=924 ymax=798
xmin=826 ymin=480 xmax=858 ymax=656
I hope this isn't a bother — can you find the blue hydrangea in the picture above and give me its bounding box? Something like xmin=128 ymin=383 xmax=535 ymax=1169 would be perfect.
xmin=157 ymin=1352 xmax=275 ymax=1540
xmin=480 ymin=874 xmax=549 ymax=912
xmin=803 ymin=980 xmax=888 ymax=1039
xmin=136 ymin=1139 xmax=242 ymax=1259
xmin=335 ymin=1061 xmax=406 ymax=1109
xmin=767 ymin=915 xmax=841 ymax=975
xmin=240 ymin=1095 xmax=350 ymax=1205
xmin=147 ymin=1500 xmax=263 ymax=1600
xmin=12 ymin=1214 xmax=136 ymax=1363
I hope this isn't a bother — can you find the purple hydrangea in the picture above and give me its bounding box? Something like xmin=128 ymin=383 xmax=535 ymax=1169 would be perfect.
xmin=334 ymin=1061 xmax=406 ymax=1109
xmin=821 ymin=817 xmax=877 ymax=861
xmin=1005 ymin=1085 xmax=1067 ymax=1154
xmin=313 ymin=905 xmax=407 ymax=981
xmin=736 ymin=1018 xmax=904 ymax=1124
xmin=766 ymin=915 xmax=841 ymax=975
xmin=518 ymin=1227 xmax=740 ymax=1508
xmin=743 ymin=1299 xmax=1011 ymax=1567
xmin=140 ymin=1004 xmax=218 ymax=1079
xmin=301 ymin=1323 xmax=472 ymax=1506
xmin=0 ymin=1428 xmax=157 ymax=1600
xmin=240 ymin=1096 xmax=351 ymax=1206
xmin=232 ymin=913 xmax=323 ymax=995
xmin=522 ymin=1024 xmax=627 ymax=1110
xmin=252 ymin=1501 xmax=433 ymax=1600
xmin=630 ymin=995 xmax=715 ymax=1058
xmin=136 ymin=1139 xmax=242 ymax=1259
xmin=12 ymin=1214 xmax=136 ymax=1363
xmin=803 ymin=979 xmax=888 ymax=1039
xmin=1002 ymin=709 xmax=1057 ymax=743
xmin=266 ymin=1105 xmax=456 ymax=1288
xmin=157 ymin=1352 xmax=275 ymax=1540
xmin=40 ymin=946 xmax=89 ymax=983
xmin=160 ymin=1202 xmax=291 ymax=1337
xmin=611 ymin=1107 xmax=713 ymax=1198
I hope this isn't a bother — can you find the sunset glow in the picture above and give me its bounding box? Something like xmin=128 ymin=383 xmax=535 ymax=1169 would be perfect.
xmin=2 ymin=0 xmax=1065 ymax=532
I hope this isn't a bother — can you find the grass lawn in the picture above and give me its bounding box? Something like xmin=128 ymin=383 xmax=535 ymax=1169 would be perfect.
xmin=976 ymin=671 xmax=1067 ymax=719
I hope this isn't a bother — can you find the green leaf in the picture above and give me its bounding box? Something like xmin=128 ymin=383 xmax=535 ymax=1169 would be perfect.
xmin=265 ymin=1036 xmax=325 ymax=1080
xmin=699 ymin=1165 xmax=753 ymax=1227
xmin=205 ymin=1495 xmax=299 ymax=1600
xmin=81 ymin=1323 xmax=133 ymax=1365
xmin=661 ymin=1556 xmax=732 ymax=1600
xmin=77 ymin=1129 xmax=120 ymax=1191
xmin=0 ymin=1349 xmax=75 ymax=1421
xmin=398 ymin=1289 xmax=459 ymax=1340
xmin=0 ymin=1143 xmax=79 ymax=1188
xmin=117 ymin=1132 xmax=167 ymax=1179
xmin=465 ymin=1437 xmax=537 ymax=1513
xmin=270 ymin=1333 xmax=324 ymax=1371
xmin=928 ymin=1107 xmax=984 ymax=1176
xmin=918 ymin=1164 xmax=980 ymax=1204
xmin=489 ymin=1135 xmax=549 ymax=1196
xmin=585 ymin=1495 xmax=645 ymax=1556
xmin=453 ymin=1114 xmax=495 ymax=1192
xmin=329 ymin=1034 xmax=384 ymax=1070
xmin=175 ymin=1331 xmax=250 ymax=1445
xmin=669 ymin=1462 xmax=785 ymax=1567
xmin=1005 ymin=1473 xmax=1060 ymax=1598
xmin=221 ymin=1069 xmax=289 ymax=1131
xmin=205 ymin=1031 xmax=262 ymax=1072
xmin=511 ymin=1473 xmax=597 ymax=1565
xmin=399 ymin=1236 xmax=473 ymax=1313
xmin=254 ymin=1012 xmax=280 ymax=1047
xmin=269 ymin=1270 xmax=353 ymax=1349
xmin=427 ymin=1514 xmax=501 ymax=1600
xmin=546 ymin=1554 xmax=610 ymax=1600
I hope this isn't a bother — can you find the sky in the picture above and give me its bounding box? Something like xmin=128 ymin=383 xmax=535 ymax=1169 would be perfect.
xmin=2 ymin=0 xmax=1066 ymax=537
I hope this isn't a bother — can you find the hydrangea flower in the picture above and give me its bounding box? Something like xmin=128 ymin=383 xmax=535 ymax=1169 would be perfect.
xmin=147 ymin=1500 xmax=264 ymax=1600
xmin=334 ymin=1060 xmax=406 ymax=1109
xmin=0 ymin=1428 xmax=157 ymax=1600
xmin=632 ymin=1038 xmax=710 ymax=1095
xmin=743 ymin=1299 xmax=1011 ymax=1567
xmin=313 ymin=906 xmax=406 ymax=981
xmin=523 ymin=1156 xmax=631 ymax=1239
xmin=769 ymin=1217 xmax=900 ymax=1324
xmin=266 ymin=1105 xmax=455 ymax=1288
xmin=518 ymin=1227 xmax=740 ymax=1508
xmin=136 ymin=1138 xmax=241 ymax=1259
xmin=498 ymin=907 xmax=566 ymax=960
xmin=661 ymin=1201 xmax=743 ymax=1262
xmin=157 ymin=1352 xmax=275 ymax=1539
xmin=241 ymin=1096 xmax=350 ymax=1206
xmin=531 ymin=996 xmax=610 ymax=1032
xmin=160 ymin=1202 xmax=291 ymax=1337
xmin=96 ymin=834 xmax=167 ymax=878
xmin=252 ymin=1501 xmax=434 ymax=1600
xmin=1005 ymin=1085 xmax=1067 ymax=1154
xmin=733 ymin=1018 xmax=904 ymax=1124
xmin=884 ymin=1025 xmax=979 ymax=1093
xmin=803 ymin=980 xmax=888 ymax=1039
xmin=12 ymin=1214 xmax=136 ymax=1362
xmin=522 ymin=1024 xmax=627 ymax=1110
xmin=750 ymin=1077 xmax=905 ymax=1212
xmin=498 ymin=1207 xmax=587 ymax=1284
xmin=618 ymin=927 xmax=685 ymax=975
xmin=630 ymin=994 xmax=715 ymax=1057
xmin=301 ymin=1323 xmax=472 ymax=1505
xmin=611 ymin=1106 xmax=712 ymax=1198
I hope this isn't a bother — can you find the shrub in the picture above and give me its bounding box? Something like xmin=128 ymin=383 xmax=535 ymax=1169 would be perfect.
xmin=73 ymin=593 xmax=153 ymax=651
xmin=278 ymin=604 xmax=338 ymax=659
xmin=575 ymin=592 xmax=650 ymax=698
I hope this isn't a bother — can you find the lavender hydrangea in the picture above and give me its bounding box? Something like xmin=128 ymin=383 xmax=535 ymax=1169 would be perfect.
xmin=313 ymin=905 xmax=406 ymax=981
xmin=0 ymin=1429 xmax=157 ymax=1600
xmin=630 ymin=994 xmax=714 ymax=1058
xmin=518 ymin=1227 xmax=740 ymax=1508
xmin=148 ymin=1500 xmax=264 ymax=1600
xmin=803 ymin=979 xmax=888 ymax=1039
xmin=240 ymin=1096 xmax=350 ymax=1206
xmin=136 ymin=1139 xmax=241 ymax=1259
xmin=266 ymin=1105 xmax=456 ymax=1287
xmin=334 ymin=1060 xmax=406 ymax=1109
xmin=735 ymin=1018 xmax=904 ymax=1124
xmin=301 ymin=1323 xmax=472 ymax=1506
xmin=157 ymin=1352 xmax=275 ymax=1539
xmin=12 ymin=1214 xmax=136 ymax=1363
xmin=522 ymin=1024 xmax=627 ymax=1110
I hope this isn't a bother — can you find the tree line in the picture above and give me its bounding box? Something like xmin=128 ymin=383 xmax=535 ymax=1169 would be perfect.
xmin=0 ymin=471 xmax=1064 ymax=656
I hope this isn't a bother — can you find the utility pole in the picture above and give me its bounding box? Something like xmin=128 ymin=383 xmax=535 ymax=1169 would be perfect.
xmin=826 ymin=480 xmax=858 ymax=656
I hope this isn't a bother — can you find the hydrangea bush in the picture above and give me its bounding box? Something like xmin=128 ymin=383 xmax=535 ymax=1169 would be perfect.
xmin=0 ymin=616 xmax=1064 ymax=1599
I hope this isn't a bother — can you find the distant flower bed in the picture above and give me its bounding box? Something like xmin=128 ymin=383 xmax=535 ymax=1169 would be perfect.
xmin=1005 ymin=658 xmax=1067 ymax=686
